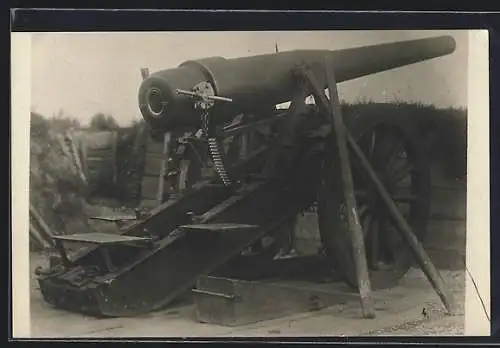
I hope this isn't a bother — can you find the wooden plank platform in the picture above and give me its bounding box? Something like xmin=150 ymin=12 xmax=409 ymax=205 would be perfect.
xmin=89 ymin=215 xmax=137 ymax=222
xmin=52 ymin=233 xmax=152 ymax=246
xmin=180 ymin=223 xmax=258 ymax=232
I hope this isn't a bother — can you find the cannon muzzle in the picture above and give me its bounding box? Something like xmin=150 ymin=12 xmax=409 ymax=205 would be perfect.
xmin=138 ymin=35 xmax=456 ymax=132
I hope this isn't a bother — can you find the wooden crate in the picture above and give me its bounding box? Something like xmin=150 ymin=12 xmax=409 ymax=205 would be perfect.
xmin=193 ymin=275 xmax=358 ymax=327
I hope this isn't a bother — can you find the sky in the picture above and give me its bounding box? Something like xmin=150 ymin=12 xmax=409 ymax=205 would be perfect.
xmin=30 ymin=30 xmax=469 ymax=126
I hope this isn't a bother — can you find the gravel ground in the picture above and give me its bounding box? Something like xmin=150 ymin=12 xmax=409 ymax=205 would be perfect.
xmin=364 ymin=268 xmax=465 ymax=336
xmin=27 ymin=252 xmax=466 ymax=338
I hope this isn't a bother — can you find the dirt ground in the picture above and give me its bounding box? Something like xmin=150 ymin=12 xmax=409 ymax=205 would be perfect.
xmin=29 ymin=252 xmax=465 ymax=338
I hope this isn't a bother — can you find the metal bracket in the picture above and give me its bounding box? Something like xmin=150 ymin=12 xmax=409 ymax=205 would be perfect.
xmin=176 ymin=81 xmax=234 ymax=186
xmin=176 ymin=81 xmax=233 ymax=111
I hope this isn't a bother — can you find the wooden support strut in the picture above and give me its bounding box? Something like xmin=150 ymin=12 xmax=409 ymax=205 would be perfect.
xmin=65 ymin=131 xmax=88 ymax=185
xmin=263 ymin=74 xmax=311 ymax=179
xmin=157 ymin=132 xmax=172 ymax=205
xmin=53 ymin=239 xmax=71 ymax=269
xmin=300 ymin=65 xmax=376 ymax=319
xmin=29 ymin=203 xmax=55 ymax=248
xmin=303 ymin=61 xmax=456 ymax=315
xmin=344 ymin=129 xmax=457 ymax=315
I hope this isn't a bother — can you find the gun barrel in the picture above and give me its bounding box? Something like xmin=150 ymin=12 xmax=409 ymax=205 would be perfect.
xmin=138 ymin=35 xmax=456 ymax=131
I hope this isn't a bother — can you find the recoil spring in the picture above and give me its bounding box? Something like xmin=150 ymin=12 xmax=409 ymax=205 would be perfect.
xmin=201 ymin=109 xmax=232 ymax=186
xmin=207 ymin=138 xmax=231 ymax=186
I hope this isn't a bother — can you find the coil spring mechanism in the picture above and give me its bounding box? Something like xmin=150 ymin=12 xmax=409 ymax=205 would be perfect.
xmin=207 ymin=136 xmax=232 ymax=186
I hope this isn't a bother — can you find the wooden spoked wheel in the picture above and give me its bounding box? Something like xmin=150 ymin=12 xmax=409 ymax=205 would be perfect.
xmin=317 ymin=109 xmax=431 ymax=290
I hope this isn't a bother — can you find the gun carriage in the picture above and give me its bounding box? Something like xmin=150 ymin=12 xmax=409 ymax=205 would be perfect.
xmin=36 ymin=35 xmax=457 ymax=318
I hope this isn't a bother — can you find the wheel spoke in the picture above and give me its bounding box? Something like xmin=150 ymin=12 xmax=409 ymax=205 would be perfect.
xmin=392 ymin=193 xmax=419 ymax=203
xmin=357 ymin=133 xmax=415 ymax=267
xmin=375 ymin=130 xmax=402 ymax=166
xmin=388 ymin=223 xmax=405 ymax=259
xmin=392 ymin=186 xmax=419 ymax=202
xmin=367 ymin=216 xmax=380 ymax=270
xmin=355 ymin=190 xmax=368 ymax=200
xmin=391 ymin=162 xmax=414 ymax=184
xmin=369 ymin=131 xmax=376 ymax=160
xmin=377 ymin=217 xmax=395 ymax=264
xmin=385 ymin=143 xmax=405 ymax=171
xmin=362 ymin=213 xmax=372 ymax=236
xmin=358 ymin=204 xmax=369 ymax=219
xmin=317 ymin=115 xmax=431 ymax=291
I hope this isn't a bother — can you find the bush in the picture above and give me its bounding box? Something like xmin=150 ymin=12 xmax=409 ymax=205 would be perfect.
xmin=341 ymin=101 xmax=467 ymax=180
xmin=30 ymin=111 xmax=92 ymax=241
xmin=89 ymin=113 xmax=120 ymax=131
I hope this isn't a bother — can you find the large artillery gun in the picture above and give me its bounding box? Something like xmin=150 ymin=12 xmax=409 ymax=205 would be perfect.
xmin=36 ymin=35 xmax=457 ymax=318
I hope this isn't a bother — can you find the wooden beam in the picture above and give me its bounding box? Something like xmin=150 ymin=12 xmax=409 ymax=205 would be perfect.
xmin=29 ymin=203 xmax=55 ymax=247
xmin=65 ymin=131 xmax=88 ymax=185
xmin=325 ymin=64 xmax=376 ymax=319
xmin=29 ymin=222 xmax=52 ymax=249
xmin=302 ymin=63 xmax=455 ymax=316
xmin=345 ymin=130 xmax=456 ymax=314
xmin=301 ymin=65 xmax=376 ymax=319
xmin=56 ymin=134 xmax=74 ymax=162
xmin=157 ymin=132 xmax=172 ymax=205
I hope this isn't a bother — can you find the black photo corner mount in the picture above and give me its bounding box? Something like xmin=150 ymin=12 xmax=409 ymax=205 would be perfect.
xmin=8 ymin=9 xmax=500 ymax=342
